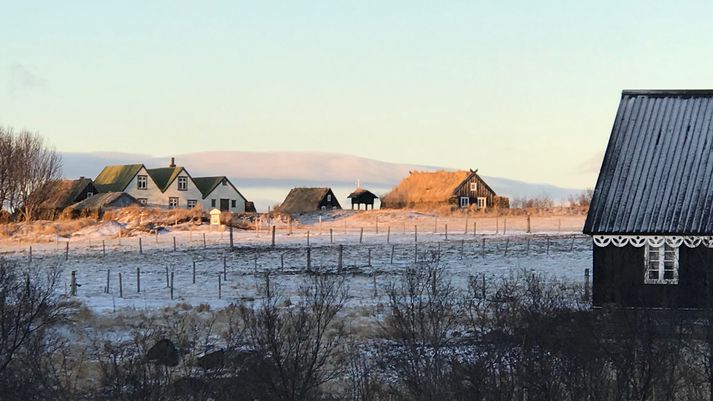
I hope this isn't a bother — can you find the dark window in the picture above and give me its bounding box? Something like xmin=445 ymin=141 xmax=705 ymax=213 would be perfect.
xmin=168 ymin=197 xmax=179 ymax=209
xmin=231 ymin=199 xmax=236 ymax=208
xmin=138 ymin=198 xmax=147 ymax=205
xmin=178 ymin=176 xmax=187 ymax=191
xmin=137 ymin=175 xmax=148 ymax=190
xmin=187 ymin=200 xmax=197 ymax=209
xmin=222 ymin=178 xmax=227 ymax=186
xmin=211 ymin=199 xmax=216 ymax=208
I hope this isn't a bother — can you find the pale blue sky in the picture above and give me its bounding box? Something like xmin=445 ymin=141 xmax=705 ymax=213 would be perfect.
xmin=1 ymin=1 xmax=712 ymax=188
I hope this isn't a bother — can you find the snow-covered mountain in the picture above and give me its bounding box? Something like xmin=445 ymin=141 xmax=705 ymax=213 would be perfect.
xmin=61 ymin=151 xmax=584 ymax=210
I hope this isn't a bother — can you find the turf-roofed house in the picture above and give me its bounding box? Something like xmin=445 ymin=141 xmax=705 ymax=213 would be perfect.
xmin=584 ymin=90 xmax=713 ymax=308
xmin=193 ymin=176 xmax=248 ymax=212
xmin=279 ymin=188 xmax=341 ymax=215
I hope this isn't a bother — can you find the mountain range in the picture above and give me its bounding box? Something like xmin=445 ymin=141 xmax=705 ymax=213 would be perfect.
xmin=60 ymin=151 xmax=584 ymax=210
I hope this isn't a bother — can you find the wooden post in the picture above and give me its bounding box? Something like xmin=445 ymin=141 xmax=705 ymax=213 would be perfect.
xmin=437 ymin=242 xmax=441 ymax=261
xmin=504 ymin=238 xmax=509 ymax=257
xmin=414 ymin=243 xmax=418 ymax=263
xmin=387 ymin=226 xmax=391 ymax=243
xmin=570 ymin=235 xmax=575 ymax=252
xmin=368 ymin=248 xmax=372 ymax=267
xmin=65 ymin=242 xmax=69 ymax=261
xmin=28 ymin=246 xmax=32 ymax=264
xmin=527 ymin=214 xmax=531 ymax=233
xmin=481 ymin=273 xmax=486 ymax=299
xmin=319 ymin=216 xmax=322 ymax=235
xmin=223 ymin=255 xmax=227 ymax=281
xmin=203 ymin=233 xmax=206 ymax=249
xmin=360 ymin=227 xmax=364 ymax=244
xmin=192 ymin=260 xmax=196 ymax=284
xmin=307 ymin=247 xmax=312 ymax=271
xmin=156 ymin=230 xmax=159 ymax=244
xmin=474 ymin=221 xmax=477 ymax=236
xmin=558 ymin=219 xmax=561 ymax=234
xmin=272 ymin=225 xmax=276 ymax=247
xmin=229 ymin=224 xmax=234 ymax=249
xmin=414 ymin=225 xmax=418 ymax=243
xmin=307 ymin=231 xmax=310 ymax=246
xmin=173 ymin=236 xmax=177 ymax=252
xmin=390 ymin=245 xmax=395 ymax=264
xmin=338 ymin=244 xmax=343 ymax=269
xmin=170 ymin=272 xmax=174 ymax=300
xmin=330 ymin=228 xmax=333 ymax=244
xmin=460 ymin=239 xmax=464 ymax=260
xmin=218 ymin=274 xmax=222 ymax=299
xmin=137 ymin=267 xmax=141 ymax=293
xmin=445 ymin=224 xmax=448 ymax=241
xmin=280 ymin=254 xmax=284 ymax=269
xmin=119 ymin=273 xmax=123 ymax=298
xmin=106 ymin=269 xmax=110 ymax=294
xmin=465 ymin=213 xmax=469 ymax=234
xmin=139 ymin=237 xmax=143 ymax=255
xmin=503 ymin=218 xmax=507 ymax=235
xmin=70 ymin=271 xmax=77 ymax=296
xmin=584 ymin=268 xmax=591 ymax=300
xmin=165 ymin=266 xmax=170 ymax=288
xmin=495 ymin=217 xmax=499 ymax=235
xmin=373 ymin=275 xmax=378 ymax=298
xmin=102 ymin=240 xmax=106 ymax=257
xmin=527 ymin=238 xmax=531 ymax=255
xmin=547 ymin=236 xmax=550 ymax=255
xmin=481 ymin=238 xmax=485 ymax=258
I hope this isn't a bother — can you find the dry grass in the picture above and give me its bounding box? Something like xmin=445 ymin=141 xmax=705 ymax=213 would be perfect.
xmin=381 ymin=170 xmax=470 ymax=209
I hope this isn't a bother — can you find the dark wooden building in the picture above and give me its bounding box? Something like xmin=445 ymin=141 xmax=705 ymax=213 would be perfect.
xmin=38 ymin=177 xmax=97 ymax=219
xmin=381 ymin=169 xmax=505 ymax=210
xmin=278 ymin=187 xmax=342 ymax=214
xmin=584 ymin=90 xmax=713 ymax=308
xmin=347 ymin=188 xmax=378 ymax=210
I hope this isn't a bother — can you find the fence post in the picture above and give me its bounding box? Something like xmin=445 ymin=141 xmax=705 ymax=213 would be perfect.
xmin=474 ymin=221 xmax=477 ymax=236
xmin=465 ymin=214 xmax=469 ymax=234
xmin=139 ymin=237 xmax=143 ymax=255
xmin=330 ymin=228 xmax=333 ymax=244
xmin=547 ymin=236 xmax=550 ymax=255
xmin=65 ymin=242 xmax=69 ymax=261
xmin=558 ymin=219 xmax=561 ymax=234
xmin=271 ymin=225 xmax=276 ymax=247
xmin=368 ymin=248 xmax=372 ymax=267
xmin=137 ymin=267 xmax=141 ymax=293
xmin=445 ymin=224 xmax=448 ymax=241
xmin=570 ymin=235 xmax=575 ymax=252
xmin=102 ymin=240 xmax=106 ymax=257
xmin=281 ymin=253 xmax=284 ymax=269
xmin=165 ymin=266 xmax=170 ymax=288
xmin=460 ymin=239 xmax=464 ymax=260
xmin=229 ymin=224 xmax=234 ymax=249
xmin=391 ymin=244 xmax=395 ymax=264
xmin=106 ymin=269 xmax=110 ymax=294
xmin=504 ymin=218 xmax=507 ymax=235
xmin=203 ymin=233 xmax=206 ymax=249
xmin=527 ymin=238 xmax=531 ymax=255
xmin=70 ymin=271 xmax=77 ymax=296
xmin=496 ymin=217 xmax=499 ymax=235
xmin=387 ymin=226 xmax=391 ymax=243
xmin=481 ymin=238 xmax=485 ymax=258
xmin=504 ymin=238 xmax=509 ymax=257
xmin=170 ymin=272 xmax=174 ymax=300
xmin=307 ymin=231 xmax=310 ymax=247
xmin=307 ymin=247 xmax=312 ymax=271
xmin=414 ymin=225 xmax=418 ymax=243
xmin=193 ymin=260 xmax=196 ymax=284
xmin=218 ymin=274 xmax=222 ymax=299
xmin=338 ymin=244 xmax=343 ymax=269
xmin=28 ymin=246 xmax=32 ymax=265
xmin=584 ymin=268 xmax=591 ymax=300
xmin=119 ymin=273 xmax=123 ymax=298
xmin=173 ymin=236 xmax=177 ymax=252
xmin=223 ymin=255 xmax=227 ymax=281
xmin=360 ymin=227 xmax=364 ymax=244
xmin=319 ymin=216 xmax=322 ymax=235
xmin=527 ymin=214 xmax=531 ymax=234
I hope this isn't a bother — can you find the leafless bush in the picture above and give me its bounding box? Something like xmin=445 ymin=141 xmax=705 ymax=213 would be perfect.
xmin=568 ymin=188 xmax=594 ymax=208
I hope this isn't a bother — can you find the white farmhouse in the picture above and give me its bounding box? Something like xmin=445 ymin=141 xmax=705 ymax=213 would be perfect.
xmin=146 ymin=159 xmax=203 ymax=209
xmin=193 ymin=176 xmax=247 ymax=212
xmin=94 ymin=164 xmax=163 ymax=207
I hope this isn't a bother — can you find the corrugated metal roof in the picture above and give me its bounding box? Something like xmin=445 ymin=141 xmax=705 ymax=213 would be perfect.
xmin=584 ymin=90 xmax=713 ymax=235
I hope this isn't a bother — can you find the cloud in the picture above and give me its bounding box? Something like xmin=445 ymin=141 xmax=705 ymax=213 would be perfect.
xmin=575 ymin=150 xmax=604 ymax=174
xmin=6 ymin=64 xmax=48 ymax=96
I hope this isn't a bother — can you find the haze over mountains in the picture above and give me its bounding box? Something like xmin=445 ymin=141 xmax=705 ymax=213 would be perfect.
xmin=61 ymin=151 xmax=585 ymax=211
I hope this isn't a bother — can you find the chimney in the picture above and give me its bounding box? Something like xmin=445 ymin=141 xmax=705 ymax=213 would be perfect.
xmin=79 ymin=176 xmax=85 ymax=180
xmin=170 ymin=157 xmax=176 ymax=168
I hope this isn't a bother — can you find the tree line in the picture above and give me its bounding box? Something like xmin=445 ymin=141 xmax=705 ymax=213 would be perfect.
xmin=0 ymin=127 xmax=62 ymax=222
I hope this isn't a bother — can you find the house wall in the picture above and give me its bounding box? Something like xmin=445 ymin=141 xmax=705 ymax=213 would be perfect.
xmin=453 ymin=174 xmax=496 ymax=208
xmin=122 ymin=167 xmax=164 ymax=207
xmin=161 ymin=169 xmax=203 ymax=209
xmin=593 ymin=245 xmax=713 ymax=308
xmin=318 ymin=190 xmax=341 ymax=210
xmin=201 ymin=182 xmax=246 ymax=212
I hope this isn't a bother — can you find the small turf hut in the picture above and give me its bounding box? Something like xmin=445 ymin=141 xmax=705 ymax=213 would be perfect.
xmin=279 ymin=187 xmax=341 ymax=214
xmin=381 ymin=169 xmax=504 ymax=210
xmin=63 ymin=192 xmax=140 ymax=219
xmin=585 ymin=90 xmax=713 ymax=309
xmin=38 ymin=178 xmax=97 ymax=219
xmin=347 ymin=188 xmax=378 ymax=210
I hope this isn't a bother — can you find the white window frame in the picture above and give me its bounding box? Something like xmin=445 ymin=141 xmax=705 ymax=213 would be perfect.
xmin=137 ymin=198 xmax=148 ymax=205
xmin=644 ymin=243 xmax=679 ymax=284
xmin=178 ymin=176 xmax=187 ymax=191
xmin=470 ymin=182 xmax=477 ymax=192
xmin=137 ymin=175 xmax=148 ymax=190
xmin=86 ymin=191 xmax=93 ymax=198
xmin=168 ymin=197 xmax=179 ymax=209
xmin=460 ymin=197 xmax=470 ymax=208
xmin=327 ymin=194 xmax=332 ymax=202
xmin=477 ymin=197 xmax=487 ymax=209
xmin=187 ymin=199 xmax=197 ymax=209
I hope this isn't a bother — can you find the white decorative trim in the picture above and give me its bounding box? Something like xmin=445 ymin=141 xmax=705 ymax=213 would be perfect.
xmin=592 ymin=235 xmax=713 ymax=248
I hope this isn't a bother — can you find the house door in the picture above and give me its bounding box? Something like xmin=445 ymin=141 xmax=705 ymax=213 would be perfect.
xmin=220 ymin=199 xmax=230 ymax=211
xmin=460 ymin=197 xmax=470 ymax=208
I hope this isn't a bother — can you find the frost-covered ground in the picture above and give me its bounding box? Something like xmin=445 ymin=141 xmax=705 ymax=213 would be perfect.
xmin=0 ymin=213 xmax=591 ymax=315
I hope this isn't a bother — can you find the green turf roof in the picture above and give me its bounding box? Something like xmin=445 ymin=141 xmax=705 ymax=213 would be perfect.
xmin=146 ymin=167 xmax=184 ymax=192
xmin=193 ymin=176 xmax=224 ymax=198
xmin=94 ymin=164 xmax=145 ymax=192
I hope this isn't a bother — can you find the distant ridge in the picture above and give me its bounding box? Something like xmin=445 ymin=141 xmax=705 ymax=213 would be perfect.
xmin=61 ymin=150 xmax=584 ymax=209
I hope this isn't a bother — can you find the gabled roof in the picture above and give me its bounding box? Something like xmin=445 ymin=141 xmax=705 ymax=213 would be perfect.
xmin=94 ymin=164 xmax=145 ymax=192
xmin=146 ymin=167 xmax=187 ymax=192
xmin=348 ymin=188 xmax=378 ymax=200
xmin=193 ymin=176 xmax=248 ymax=202
xmin=64 ymin=192 xmax=139 ymax=213
xmin=279 ymin=187 xmax=340 ymax=214
xmin=584 ymin=90 xmax=713 ymax=235
xmin=42 ymin=178 xmax=95 ymax=209
xmin=381 ymin=170 xmax=493 ymax=207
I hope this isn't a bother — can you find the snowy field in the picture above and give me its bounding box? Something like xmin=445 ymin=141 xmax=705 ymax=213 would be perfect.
xmin=0 ymin=214 xmax=591 ymax=314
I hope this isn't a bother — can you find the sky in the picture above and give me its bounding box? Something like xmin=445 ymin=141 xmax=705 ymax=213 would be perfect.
xmin=1 ymin=1 xmax=712 ymax=189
